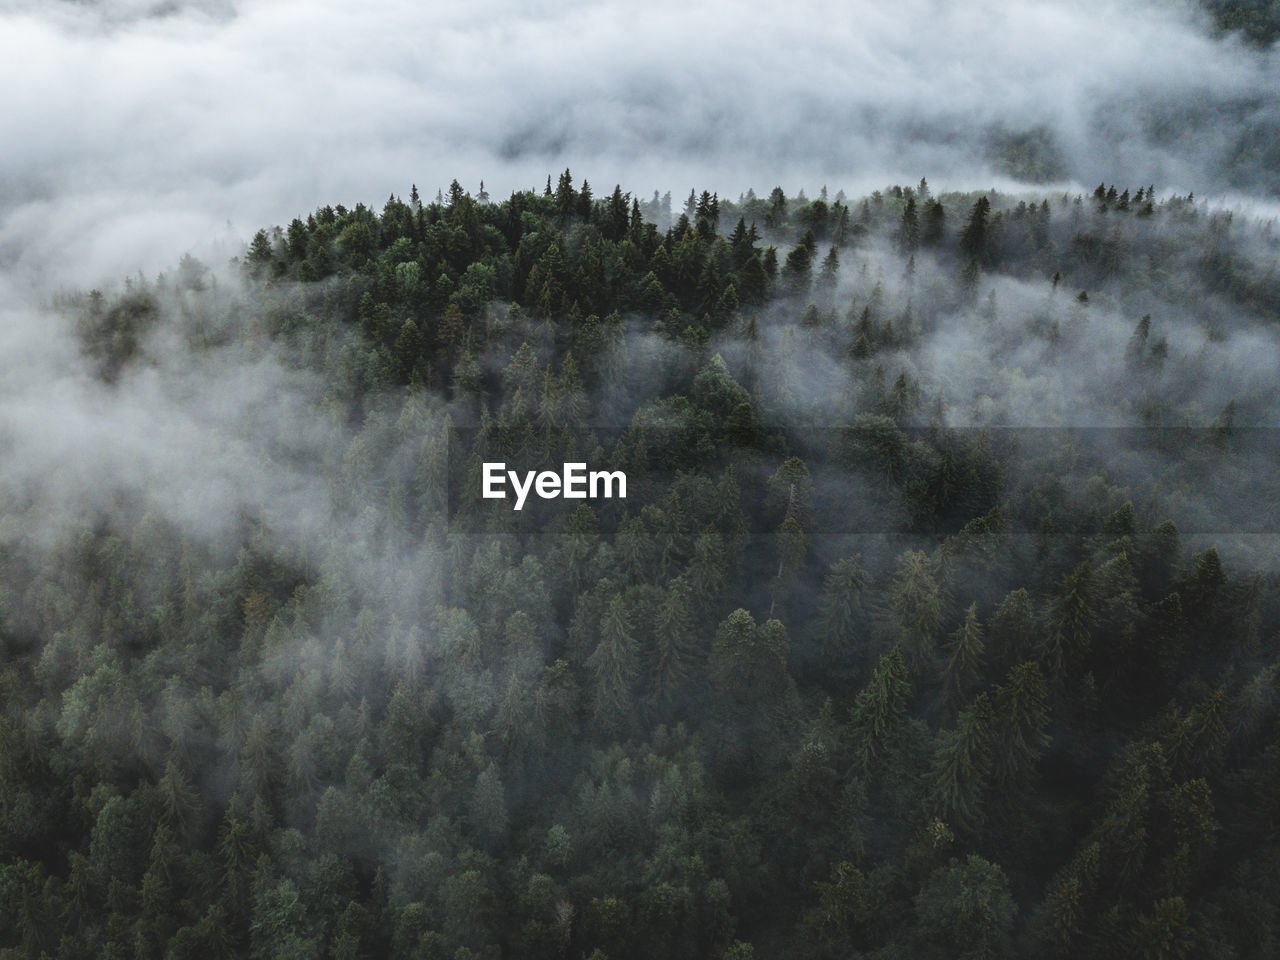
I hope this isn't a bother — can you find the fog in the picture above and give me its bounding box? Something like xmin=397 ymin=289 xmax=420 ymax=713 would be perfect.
xmin=1 ymin=0 xmax=1277 ymax=287
xmin=1 ymin=10 xmax=1278 ymax=950
xmin=0 ymin=0 xmax=1277 ymax=577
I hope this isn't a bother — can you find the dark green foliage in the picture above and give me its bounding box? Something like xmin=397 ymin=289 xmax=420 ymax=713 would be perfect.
xmin=915 ymin=855 xmax=1017 ymax=959
xmin=816 ymin=555 xmax=870 ymax=654
xmin=849 ymin=648 xmax=912 ymax=773
xmin=586 ymin=594 xmax=638 ymax=733
xmin=990 ymin=662 xmax=1050 ymax=793
xmin=941 ymin=604 xmax=985 ymax=713
xmin=897 ymin=196 xmax=920 ymax=254
xmin=960 ymin=196 xmax=991 ymax=261
xmin=929 ymin=693 xmax=995 ymax=836
xmin=889 ymin=550 xmax=944 ymax=673
xmin=14 ymin=173 xmax=1280 ymax=960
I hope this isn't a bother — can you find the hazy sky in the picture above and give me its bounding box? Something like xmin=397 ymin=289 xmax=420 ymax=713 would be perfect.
xmin=1 ymin=0 xmax=1277 ymax=288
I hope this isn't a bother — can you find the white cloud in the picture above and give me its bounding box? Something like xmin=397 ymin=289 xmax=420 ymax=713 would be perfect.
xmin=0 ymin=0 xmax=1275 ymax=286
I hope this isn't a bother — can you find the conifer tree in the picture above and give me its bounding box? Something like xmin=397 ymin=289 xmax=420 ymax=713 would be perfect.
xmin=1043 ymin=562 xmax=1096 ymax=681
xmin=897 ymin=196 xmax=920 ymax=254
xmin=586 ymin=594 xmax=638 ymax=732
xmin=960 ymin=196 xmax=991 ymax=260
xmin=651 ymin=576 xmax=698 ymax=706
xmin=915 ymin=856 xmax=1016 ymax=960
xmin=929 ymin=693 xmax=995 ymax=835
xmin=922 ymin=197 xmax=947 ymax=246
xmin=817 ymin=555 xmax=871 ymax=653
xmin=471 ymin=762 xmax=510 ymax=840
xmin=819 ymin=244 xmax=840 ymax=293
xmin=889 ymin=550 xmax=944 ymax=673
xmin=554 ymin=168 xmax=577 ymax=218
xmin=783 ymin=230 xmax=816 ymax=295
xmin=849 ymin=647 xmax=911 ymax=773
xmin=942 ymin=604 xmax=985 ymax=713
xmin=991 ymin=662 xmax=1050 ymax=791
xmin=1038 ymin=842 xmax=1101 ymax=957
xmin=987 ymin=587 xmax=1036 ymax=676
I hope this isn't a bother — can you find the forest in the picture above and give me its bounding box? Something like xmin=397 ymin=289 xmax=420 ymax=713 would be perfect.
xmin=0 ymin=170 xmax=1278 ymax=960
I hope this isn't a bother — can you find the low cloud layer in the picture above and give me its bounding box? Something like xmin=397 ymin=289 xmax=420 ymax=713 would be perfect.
xmin=0 ymin=0 xmax=1276 ymax=575
xmin=1 ymin=0 xmax=1277 ymax=288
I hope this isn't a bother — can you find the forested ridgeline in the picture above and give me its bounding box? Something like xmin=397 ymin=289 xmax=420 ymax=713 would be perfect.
xmin=2 ymin=174 xmax=1279 ymax=959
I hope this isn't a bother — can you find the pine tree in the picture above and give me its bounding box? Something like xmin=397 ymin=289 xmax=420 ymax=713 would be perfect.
xmin=765 ymin=456 xmax=813 ymax=527
xmin=710 ymin=609 xmax=791 ymax=707
xmin=817 ymin=245 xmax=840 ymax=298
xmin=922 ymin=197 xmax=947 ymax=246
xmin=586 ymin=594 xmax=638 ymax=732
xmin=1168 ymin=688 xmax=1228 ymax=777
xmin=783 ymin=230 xmax=816 ymax=294
xmin=817 ymin=555 xmax=870 ymax=654
xmin=603 ymin=185 xmax=630 ymax=242
xmin=801 ymin=860 xmax=866 ymax=949
xmin=1039 ymin=841 xmax=1101 ymax=956
xmin=848 ymin=648 xmax=911 ymax=773
xmin=770 ymin=516 xmax=807 ymax=616
xmin=929 ymin=693 xmax=995 ymax=835
xmin=1043 ymin=562 xmax=1096 ymax=681
xmin=915 ymin=856 xmax=1017 ymax=960
xmin=990 ymin=662 xmax=1050 ymax=791
xmin=888 ymin=550 xmax=944 ymax=673
xmin=987 ymin=587 xmax=1036 ymax=676
xmin=679 ymin=528 xmax=723 ymax=614
xmin=1127 ymin=896 xmax=1193 ymax=960
xmin=157 ymin=759 xmax=200 ymax=842
xmin=897 ymin=196 xmax=920 ymax=254
xmin=941 ymin=604 xmax=985 ymax=713
xmin=1126 ymin=314 xmax=1152 ymax=368
xmin=554 ymin=168 xmax=577 ymax=218
xmin=959 ymin=196 xmax=991 ymax=260
xmin=247 ymin=229 xmax=274 ymax=274
xmin=394 ymin=318 xmax=424 ymax=383
xmin=1179 ymin=547 xmax=1226 ymax=630
xmin=651 ymin=576 xmax=698 ymax=706
xmin=470 ymin=762 xmax=509 ymax=840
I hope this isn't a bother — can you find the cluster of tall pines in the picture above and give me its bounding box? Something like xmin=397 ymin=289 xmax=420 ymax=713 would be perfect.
xmin=1 ymin=169 xmax=1277 ymax=959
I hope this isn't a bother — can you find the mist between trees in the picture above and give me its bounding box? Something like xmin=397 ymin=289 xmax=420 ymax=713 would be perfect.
xmin=0 ymin=173 xmax=1278 ymax=959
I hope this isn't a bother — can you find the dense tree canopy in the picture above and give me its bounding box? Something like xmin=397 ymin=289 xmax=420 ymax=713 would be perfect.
xmin=3 ymin=172 xmax=1279 ymax=959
